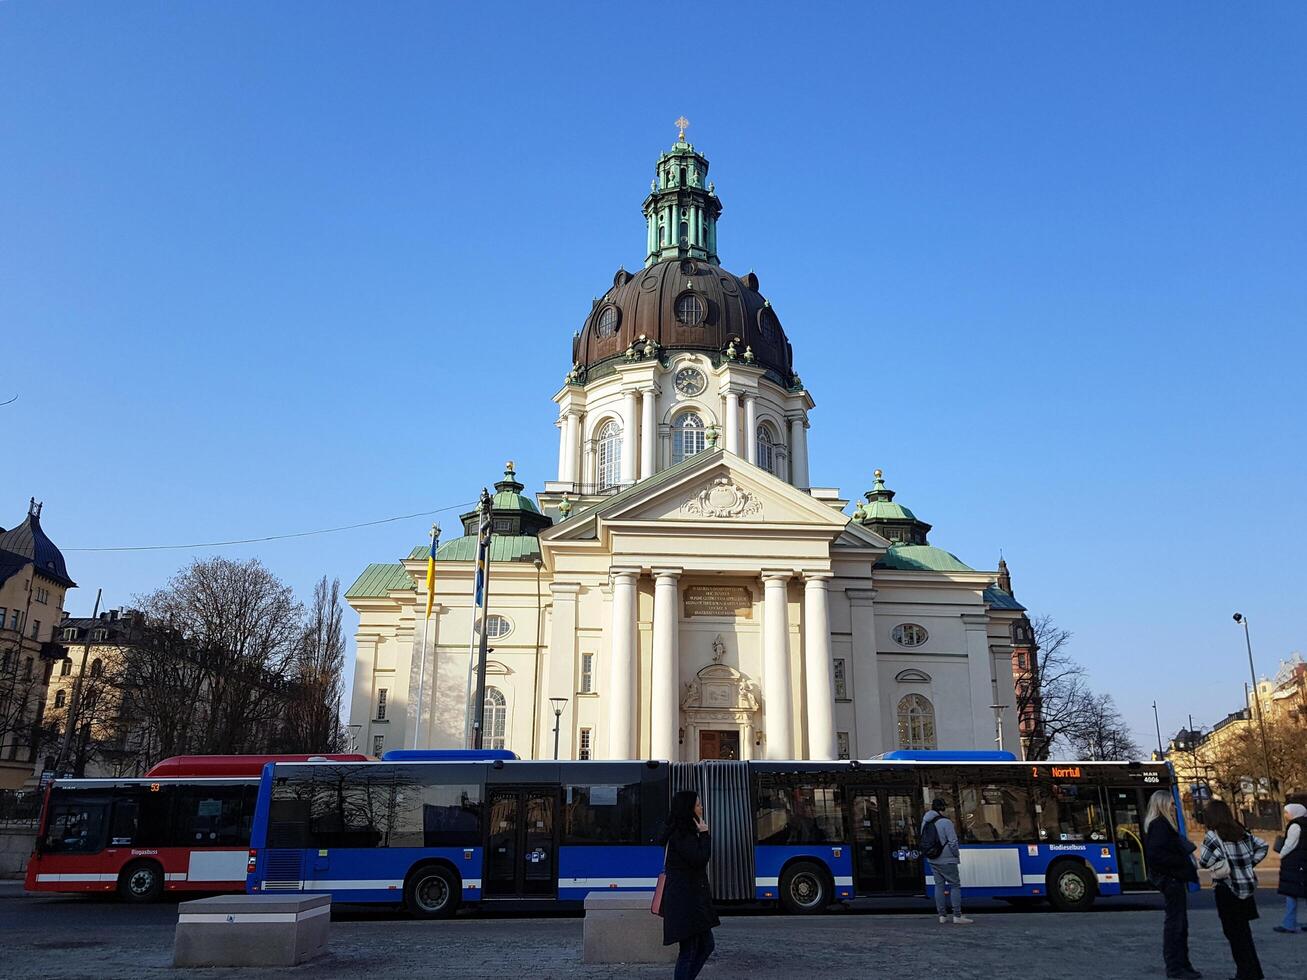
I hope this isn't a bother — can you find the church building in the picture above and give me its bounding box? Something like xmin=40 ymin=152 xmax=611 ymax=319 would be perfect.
xmin=346 ymin=131 xmax=1029 ymax=763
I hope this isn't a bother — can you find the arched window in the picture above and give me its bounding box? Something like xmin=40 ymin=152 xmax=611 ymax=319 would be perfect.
xmin=756 ymin=424 xmax=777 ymax=474
xmin=597 ymin=420 xmax=622 ymax=490
xmin=897 ymin=694 xmax=937 ymax=750
xmin=54 ymin=689 xmax=66 ymax=709
xmin=672 ymin=413 xmax=706 ymax=464
xmin=90 ymin=658 xmax=103 ymax=678
xmin=483 ymin=686 xmax=507 ymax=751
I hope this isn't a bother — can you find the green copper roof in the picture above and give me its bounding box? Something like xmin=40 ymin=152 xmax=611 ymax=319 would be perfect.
xmin=493 ymin=487 xmax=539 ymax=514
xmin=860 ymin=499 xmax=917 ymax=521
xmin=345 ymin=562 xmax=414 ymax=598
xmin=875 ymin=545 xmax=973 ymax=572
xmin=410 ymin=536 xmax=542 ymax=563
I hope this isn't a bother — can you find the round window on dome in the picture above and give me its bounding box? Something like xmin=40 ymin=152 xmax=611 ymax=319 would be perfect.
xmin=597 ymin=306 xmax=620 ymax=338
xmin=891 ymin=623 xmax=929 ymax=648
xmin=675 ymin=293 xmax=705 ymax=326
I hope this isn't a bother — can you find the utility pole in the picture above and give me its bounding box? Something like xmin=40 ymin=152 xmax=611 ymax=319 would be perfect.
xmin=1152 ymin=701 xmax=1164 ymax=758
xmin=54 ymin=588 xmax=101 ymax=776
xmin=1233 ymin=613 xmax=1277 ymax=806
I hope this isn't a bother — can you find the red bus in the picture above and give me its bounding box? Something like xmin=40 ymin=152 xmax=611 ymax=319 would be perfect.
xmin=25 ymin=754 xmax=366 ymax=901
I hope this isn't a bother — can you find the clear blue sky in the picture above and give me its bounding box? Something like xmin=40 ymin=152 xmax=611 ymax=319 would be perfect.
xmin=3 ymin=3 xmax=1303 ymax=749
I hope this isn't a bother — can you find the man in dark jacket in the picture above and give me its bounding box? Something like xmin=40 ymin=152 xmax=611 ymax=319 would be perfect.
xmin=1143 ymin=791 xmax=1200 ymax=980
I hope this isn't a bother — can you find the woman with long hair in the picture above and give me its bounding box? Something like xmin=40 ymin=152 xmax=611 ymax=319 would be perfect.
xmin=659 ymin=790 xmax=720 ymax=980
xmin=1143 ymin=789 xmax=1201 ymax=979
xmin=1199 ymin=799 xmax=1269 ymax=980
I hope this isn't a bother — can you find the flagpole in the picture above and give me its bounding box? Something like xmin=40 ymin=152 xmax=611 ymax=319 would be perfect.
xmin=472 ymin=488 xmax=495 ymax=750
xmin=413 ymin=523 xmax=439 ymax=750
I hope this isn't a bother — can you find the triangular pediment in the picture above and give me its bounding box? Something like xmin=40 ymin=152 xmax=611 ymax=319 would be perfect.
xmin=592 ymin=450 xmax=850 ymax=530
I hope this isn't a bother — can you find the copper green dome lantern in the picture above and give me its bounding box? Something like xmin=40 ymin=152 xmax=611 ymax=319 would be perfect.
xmin=852 ymin=469 xmax=933 ymax=546
xmin=643 ymin=117 xmax=721 ymax=267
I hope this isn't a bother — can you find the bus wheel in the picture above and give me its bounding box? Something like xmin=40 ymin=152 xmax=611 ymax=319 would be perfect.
xmin=119 ymin=860 xmax=164 ymax=903
xmin=779 ymin=861 xmax=830 ymax=915
xmin=1047 ymin=863 xmax=1095 ymax=912
xmin=405 ymin=864 xmax=460 ymax=919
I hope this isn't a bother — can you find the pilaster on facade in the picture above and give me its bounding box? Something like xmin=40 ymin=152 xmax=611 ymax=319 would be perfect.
xmin=961 ymin=612 xmax=997 ymax=749
xmin=845 ymin=587 xmax=880 ymax=758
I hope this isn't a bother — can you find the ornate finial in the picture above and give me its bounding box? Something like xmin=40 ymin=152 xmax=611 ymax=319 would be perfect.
xmin=675 ymin=115 xmax=690 ymax=140
xmin=505 ymin=460 xmax=516 ymax=478
xmin=743 ymin=346 xmax=755 ymax=364
xmin=558 ymin=494 xmax=572 ymax=518
xmin=874 ymin=468 xmax=883 ymax=479
xmin=706 ymin=424 xmax=720 ymax=448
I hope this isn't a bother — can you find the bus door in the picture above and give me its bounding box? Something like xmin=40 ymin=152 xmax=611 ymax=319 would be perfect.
xmin=484 ymin=786 xmax=557 ymax=898
xmin=849 ymin=787 xmax=923 ymax=894
xmin=1107 ymin=787 xmax=1151 ymax=889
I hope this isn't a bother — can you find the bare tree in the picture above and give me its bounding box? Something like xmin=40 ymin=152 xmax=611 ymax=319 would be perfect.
xmin=1017 ymin=615 xmax=1091 ymax=760
xmin=1066 ymin=692 xmax=1143 ymax=761
xmin=286 ymin=577 xmax=346 ymax=753
xmin=0 ymin=648 xmax=45 ymax=766
xmin=133 ymin=557 xmax=303 ymax=756
xmin=115 ymin=620 xmax=209 ymax=768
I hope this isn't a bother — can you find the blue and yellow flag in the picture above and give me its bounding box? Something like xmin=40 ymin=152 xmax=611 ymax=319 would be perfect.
xmin=473 ymin=507 xmax=492 ymax=608
xmin=424 ymin=532 xmax=438 ymax=619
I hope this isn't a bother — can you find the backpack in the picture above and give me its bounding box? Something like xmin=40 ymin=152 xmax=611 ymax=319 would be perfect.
xmin=920 ymin=814 xmax=945 ymax=860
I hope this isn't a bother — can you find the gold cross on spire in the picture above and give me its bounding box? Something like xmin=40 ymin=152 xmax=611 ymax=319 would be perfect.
xmin=675 ymin=115 xmax=690 ymax=140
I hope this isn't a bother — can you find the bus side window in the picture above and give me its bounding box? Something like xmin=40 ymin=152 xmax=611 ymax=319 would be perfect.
xmin=1034 ymin=783 xmax=1108 ymax=842
xmin=959 ymin=783 xmax=1036 ymax=842
xmin=109 ymin=800 xmax=138 ymax=845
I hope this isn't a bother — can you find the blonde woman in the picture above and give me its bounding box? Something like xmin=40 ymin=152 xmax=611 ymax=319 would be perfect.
xmin=1143 ymin=790 xmax=1200 ymax=979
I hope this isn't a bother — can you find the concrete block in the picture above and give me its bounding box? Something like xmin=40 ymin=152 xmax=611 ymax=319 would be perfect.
xmin=173 ymin=893 xmax=330 ymax=967
xmin=582 ymin=891 xmax=678 ymax=964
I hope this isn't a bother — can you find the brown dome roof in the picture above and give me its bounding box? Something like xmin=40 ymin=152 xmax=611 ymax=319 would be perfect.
xmin=571 ymin=258 xmax=795 ymax=385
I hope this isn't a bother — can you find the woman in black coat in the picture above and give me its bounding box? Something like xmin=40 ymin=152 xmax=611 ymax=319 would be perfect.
xmin=661 ymin=790 xmax=720 ymax=980
xmin=1142 ymin=790 xmax=1200 ymax=980
xmin=1274 ymin=802 xmax=1307 ymax=932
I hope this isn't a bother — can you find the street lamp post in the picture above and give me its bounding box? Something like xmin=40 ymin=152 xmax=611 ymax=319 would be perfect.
xmin=1232 ymin=613 xmax=1277 ymax=804
xmin=549 ymin=697 xmax=568 ymax=760
xmin=989 ymin=704 xmax=1007 ymax=753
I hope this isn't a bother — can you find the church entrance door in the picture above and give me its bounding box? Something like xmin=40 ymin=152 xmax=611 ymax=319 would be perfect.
xmin=698 ymin=729 xmax=741 ymax=760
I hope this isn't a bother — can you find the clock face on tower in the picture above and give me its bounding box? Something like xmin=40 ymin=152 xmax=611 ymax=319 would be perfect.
xmin=674 ymin=368 xmax=706 ymax=396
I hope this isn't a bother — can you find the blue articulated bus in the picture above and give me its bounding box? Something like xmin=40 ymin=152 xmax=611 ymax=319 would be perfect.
xmin=245 ymin=750 xmax=1178 ymax=917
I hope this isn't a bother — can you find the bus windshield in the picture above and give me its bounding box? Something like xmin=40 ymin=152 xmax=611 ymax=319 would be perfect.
xmin=40 ymin=792 xmax=109 ymax=854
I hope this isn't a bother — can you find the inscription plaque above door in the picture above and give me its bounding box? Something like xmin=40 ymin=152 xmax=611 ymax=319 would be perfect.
xmin=683 ymin=585 xmax=753 ymax=619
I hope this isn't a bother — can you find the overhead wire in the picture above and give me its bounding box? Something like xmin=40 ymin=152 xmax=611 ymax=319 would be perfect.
xmin=63 ymin=501 xmax=477 ymax=553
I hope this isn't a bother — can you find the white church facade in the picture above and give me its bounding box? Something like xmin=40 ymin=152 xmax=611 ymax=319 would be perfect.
xmin=346 ymin=133 xmax=1029 ymax=763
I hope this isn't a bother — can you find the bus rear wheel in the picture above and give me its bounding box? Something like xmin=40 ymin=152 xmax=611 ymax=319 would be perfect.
xmin=119 ymin=860 xmax=164 ymax=903
xmin=1046 ymin=863 xmax=1095 ymax=912
xmin=779 ymin=861 xmax=830 ymax=915
xmin=405 ymin=864 xmax=460 ymax=919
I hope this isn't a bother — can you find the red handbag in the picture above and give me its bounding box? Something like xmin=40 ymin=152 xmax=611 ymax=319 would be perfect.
xmin=651 ymin=843 xmax=668 ymax=916
xmin=650 ymin=872 xmax=667 ymax=916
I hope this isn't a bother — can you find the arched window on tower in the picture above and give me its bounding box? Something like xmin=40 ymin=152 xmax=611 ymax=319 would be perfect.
xmin=897 ymin=694 xmax=937 ymax=750
xmin=756 ymin=423 xmax=778 ymax=475
xmin=483 ymin=686 xmax=507 ymax=750
xmin=672 ymin=413 xmax=706 ymax=465
xmin=597 ymin=420 xmax=622 ymax=490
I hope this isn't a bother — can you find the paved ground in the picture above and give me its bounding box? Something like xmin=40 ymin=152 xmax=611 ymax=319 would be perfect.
xmin=2 ymin=883 xmax=1303 ymax=979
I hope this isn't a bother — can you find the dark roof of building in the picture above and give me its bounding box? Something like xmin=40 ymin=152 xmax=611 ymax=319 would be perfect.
xmin=572 ymin=258 xmax=796 ymax=385
xmin=983 ymin=585 xmax=1026 ymax=611
xmin=0 ymin=500 xmax=75 ymax=589
xmin=57 ymin=610 xmax=146 ymax=645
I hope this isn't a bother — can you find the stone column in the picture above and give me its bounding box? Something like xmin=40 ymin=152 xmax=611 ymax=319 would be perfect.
xmin=762 ymin=572 xmax=794 ymax=759
xmin=963 ymin=613 xmax=996 ymax=748
xmin=541 ymin=583 xmax=581 ymax=759
xmin=724 ymin=390 xmax=740 ymax=455
xmin=640 ymin=388 xmax=656 ymax=480
xmin=802 ymin=575 xmax=837 ymax=760
xmin=563 ymin=412 xmax=580 ymax=484
xmin=848 ymin=588 xmax=881 ymax=757
xmin=789 ymin=416 xmax=809 ymax=488
xmin=556 ymin=419 xmax=567 ymax=483
xmin=744 ymin=395 xmax=758 ymax=465
xmin=621 ymin=391 xmax=638 ymax=485
xmin=608 ymin=569 xmax=639 ymax=758
xmin=650 ymin=569 xmax=681 ymax=760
